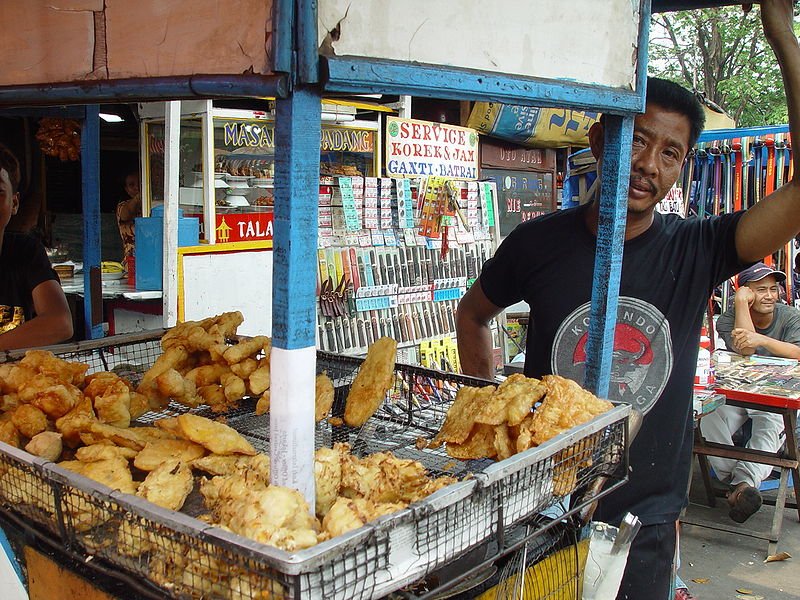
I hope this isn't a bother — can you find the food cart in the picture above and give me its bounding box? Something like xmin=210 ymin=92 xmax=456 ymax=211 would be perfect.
xmin=0 ymin=0 xmax=738 ymax=598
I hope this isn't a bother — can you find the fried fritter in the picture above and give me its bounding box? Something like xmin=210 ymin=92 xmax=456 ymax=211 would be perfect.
xmin=475 ymin=373 xmax=545 ymax=427
xmin=528 ymin=375 xmax=613 ymax=446
xmin=133 ymin=438 xmax=206 ymax=471
xmin=315 ymin=373 xmax=335 ymax=422
xmin=25 ymin=432 xmax=63 ymax=462
xmin=137 ymin=460 xmax=194 ymax=511
xmin=175 ymin=414 xmax=256 ymax=456
xmin=344 ymin=337 xmax=397 ymax=427
xmin=431 ymin=385 xmax=496 ymax=448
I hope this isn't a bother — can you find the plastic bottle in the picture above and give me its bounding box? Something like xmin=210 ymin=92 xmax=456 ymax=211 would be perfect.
xmin=695 ymin=327 xmax=715 ymax=387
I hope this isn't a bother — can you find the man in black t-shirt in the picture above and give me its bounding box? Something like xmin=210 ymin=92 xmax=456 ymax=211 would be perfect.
xmin=456 ymin=3 xmax=800 ymax=599
xmin=0 ymin=143 xmax=72 ymax=350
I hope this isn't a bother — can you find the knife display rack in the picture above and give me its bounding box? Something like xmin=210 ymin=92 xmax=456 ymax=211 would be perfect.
xmin=316 ymin=175 xmax=501 ymax=365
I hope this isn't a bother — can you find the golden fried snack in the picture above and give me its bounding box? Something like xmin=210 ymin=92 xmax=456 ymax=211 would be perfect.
xmin=185 ymin=364 xmax=230 ymax=387
xmin=230 ymin=357 xmax=258 ymax=380
xmin=0 ymin=394 xmax=19 ymax=412
xmin=220 ymin=372 xmax=246 ymax=403
xmin=129 ymin=392 xmax=150 ymax=420
xmin=344 ymin=337 xmax=397 ymax=427
xmin=84 ymin=372 xmax=133 ymax=427
xmin=85 ymin=422 xmax=172 ymax=451
xmin=322 ymin=497 xmax=406 ymax=538
xmin=137 ymin=346 xmax=191 ymax=409
xmin=248 ymin=358 xmax=271 ymax=395
xmin=430 ymin=385 xmax=496 ymax=448
xmin=0 ymin=364 xmax=13 ymax=393
xmin=55 ymin=396 xmax=97 ymax=447
xmin=11 ymin=404 xmax=48 ymax=438
xmin=25 ymin=432 xmax=63 ymax=462
xmin=155 ymin=368 xmax=201 ymax=407
xmin=75 ymin=444 xmax=138 ymax=462
xmin=255 ymin=391 xmax=270 ymax=416
xmin=133 ymin=438 xmax=207 ymax=471
xmin=3 ymin=365 xmax=38 ymax=393
xmin=191 ymin=454 xmax=250 ymax=476
xmin=529 ymin=375 xmax=613 ymax=446
xmin=315 ymin=373 xmax=335 ymax=422
xmin=475 ymin=374 xmax=545 ymax=427
xmin=154 ymin=416 xmax=181 ymax=436
xmin=137 ymin=460 xmax=194 ymax=511
xmin=214 ymin=484 xmax=319 ymax=552
xmin=493 ymin=424 xmax=515 ymax=461
xmin=175 ymin=414 xmax=256 ymax=456
xmin=60 ymin=456 xmax=138 ymax=495
xmin=19 ymin=350 xmax=88 ymax=386
xmin=445 ymin=423 xmax=498 ymax=460
xmin=29 ymin=382 xmax=80 ymax=419
xmin=223 ymin=336 xmax=270 ymax=365
xmin=314 ymin=446 xmax=343 ymax=517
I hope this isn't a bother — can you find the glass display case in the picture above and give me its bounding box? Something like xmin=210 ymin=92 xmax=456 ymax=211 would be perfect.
xmin=140 ymin=101 xmax=381 ymax=243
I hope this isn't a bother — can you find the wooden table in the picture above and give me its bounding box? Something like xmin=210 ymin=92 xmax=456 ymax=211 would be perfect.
xmin=688 ymin=357 xmax=800 ymax=556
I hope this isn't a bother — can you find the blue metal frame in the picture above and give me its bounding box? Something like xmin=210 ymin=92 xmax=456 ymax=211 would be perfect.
xmin=81 ymin=105 xmax=103 ymax=340
xmin=272 ymin=87 xmax=322 ymax=349
xmin=698 ymin=124 xmax=790 ymax=143
xmin=583 ymin=115 xmax=635 ymax=398
xmin=323 ymin=58 xmax=645 ymax=116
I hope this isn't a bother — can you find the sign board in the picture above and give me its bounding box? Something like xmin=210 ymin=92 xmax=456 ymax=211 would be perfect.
xmin=481 ymin=141 xmax=556 ymax=172
xmin=179 ymin=244 xmax=273 ymax=337
xmin=385 ymin=117 xmax=479 ymax=180
xmin=482 ymin=168 xmax=555 ymax=239
xmin=218 ymin=120 xmax=375 ymax=153
xmin=187 ymin=211 xmax=275 ymax=244
xmin=319 ymin=0 xmax=640 ymax=89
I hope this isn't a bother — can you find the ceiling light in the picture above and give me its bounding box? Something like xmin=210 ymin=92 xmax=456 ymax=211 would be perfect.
xmin=99 ymin=113 xmax=124 ymax=123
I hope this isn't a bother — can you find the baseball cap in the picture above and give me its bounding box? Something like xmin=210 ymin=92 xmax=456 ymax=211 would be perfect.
xmin=738 ymin=262 xmax=786 ymax=286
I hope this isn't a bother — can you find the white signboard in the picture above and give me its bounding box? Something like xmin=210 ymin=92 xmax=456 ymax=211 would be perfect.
xmin=319 ymin=0 xmax=640 ymax=90
xmin=180 ymin=246 xmax=273 ymax=337
xmin=385 ymin=117 xmax=479 ymax=180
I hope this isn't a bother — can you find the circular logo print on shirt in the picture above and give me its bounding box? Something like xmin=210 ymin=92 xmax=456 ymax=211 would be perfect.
xmin=551 ymin=297 xmax=673 ymax=414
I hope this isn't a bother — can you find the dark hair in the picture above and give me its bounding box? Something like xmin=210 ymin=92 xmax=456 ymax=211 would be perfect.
xmin=645 ymin=77 xmax=705 ymax=149
xmin=600 ymin=77 xmax=705 ymax=150
xmin=0 ymin=143 xmax=20 ymax=194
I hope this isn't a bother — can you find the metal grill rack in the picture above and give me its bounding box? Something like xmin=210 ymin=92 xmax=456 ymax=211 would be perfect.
xmin=0 ymin=332 xmax=629 ymax=600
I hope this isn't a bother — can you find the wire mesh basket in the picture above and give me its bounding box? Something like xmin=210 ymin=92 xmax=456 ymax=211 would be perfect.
xmin=0 ymin=331 xmax=629 ymax=600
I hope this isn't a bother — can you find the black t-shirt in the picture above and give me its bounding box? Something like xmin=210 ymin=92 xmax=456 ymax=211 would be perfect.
xmin=480 ymin=204 xmax=745 ymax=525
xmin=0 ymin=232 xmax=59 ymax=334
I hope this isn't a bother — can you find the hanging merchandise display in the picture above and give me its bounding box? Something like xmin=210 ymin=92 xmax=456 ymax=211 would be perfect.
xmin=683 ymin=125 xmax=793 ymax=308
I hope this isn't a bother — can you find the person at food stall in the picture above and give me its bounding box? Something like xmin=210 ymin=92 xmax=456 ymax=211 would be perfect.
xmin=0 ymin=143 xmax=73 ymax=350
xmin=455 ymin=2 xmax=800 ymax=598
xmin=701 ymin=262 xmax=800 ymax=523
xmin=116 ymin=170 xmax=141 ymax=262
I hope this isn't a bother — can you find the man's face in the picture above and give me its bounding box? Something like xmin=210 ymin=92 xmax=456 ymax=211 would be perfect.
xmin=748 ymin=276 xmax=781 ymax=316
xmin=0 ymin=167 xmax=18 ymax=233
xmin=590 ymin=102 xmax=692 ymax=216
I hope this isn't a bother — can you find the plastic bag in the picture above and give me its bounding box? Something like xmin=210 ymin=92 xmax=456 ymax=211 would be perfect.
xmin=582 ymin=513 xmax=641 ymax=600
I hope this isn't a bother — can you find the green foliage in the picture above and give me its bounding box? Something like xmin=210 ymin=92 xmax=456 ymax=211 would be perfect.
xmin=649 ymin=7 xmax=788 ymax=127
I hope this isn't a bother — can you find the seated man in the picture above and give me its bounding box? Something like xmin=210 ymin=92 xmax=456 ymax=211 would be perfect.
xmin=0 ymin=143 xmax=73 ymax=350
xmin=701 ymin=262 xmax=800 ymax=522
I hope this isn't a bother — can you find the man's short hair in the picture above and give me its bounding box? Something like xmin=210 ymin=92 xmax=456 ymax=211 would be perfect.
xmin=645 ymin=77 xmax=705 ymax=149
xmin=600 ymin=77 xmax=705 ymax=150
xmin=0 ymin=143 xmax=20 ymax=194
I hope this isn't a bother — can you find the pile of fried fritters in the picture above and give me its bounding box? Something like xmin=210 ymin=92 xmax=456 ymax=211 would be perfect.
xmin=430 ymin=373 xmax=613 ymax=494
xmin=0 ymin=313 xmax=455 ymax=560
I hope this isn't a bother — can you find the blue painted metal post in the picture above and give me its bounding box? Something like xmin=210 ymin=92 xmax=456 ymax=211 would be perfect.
xmin=270 ymin=87 xmax=322 ymax=510
xmin=583 ymin=115 xmax=634 ymax=399
xmin=81 ymin=104 xmax=104 ymax=340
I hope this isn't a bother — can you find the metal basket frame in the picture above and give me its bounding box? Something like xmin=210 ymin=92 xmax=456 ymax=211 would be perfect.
xmin=0 ymin=331 xmax=629 ymax=600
